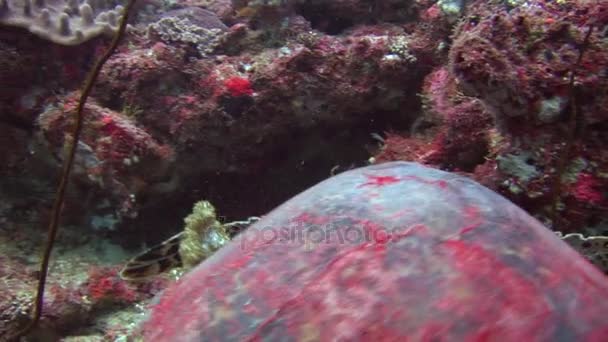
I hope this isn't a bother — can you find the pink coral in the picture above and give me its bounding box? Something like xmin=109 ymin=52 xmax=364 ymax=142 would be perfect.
xmin=450 ymin=0 xmax=608 ymax=129
xmin=85 ymin=266 xmax=138 ymax=305
xmin=437 ymin=0 xmax=608 ymax=231
xmin=571 ymin=173 xmax=604 ymax=206
xmin=224 ymin=76 xmax=254 ymax=97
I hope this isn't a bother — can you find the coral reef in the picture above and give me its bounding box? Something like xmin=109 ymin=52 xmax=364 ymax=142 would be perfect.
xmin=450 ymin=0 xmax=608 ymax=129
xmin=36 ymin=92 xmax=176 ymax=228
xmin=375 ymin=66 xmax=493 ymax=172
xmin=0 ymin=254 xmax=36 ymax=339
xmin=0 ymin=222 xmax=161 ymax=339
xmin=452 ymin=0 xmax=608 ymax=232
xmin=0 ymin=0 xmax=607 ymax=339
xmin=376 ymin=0 xmax=608 ymax=232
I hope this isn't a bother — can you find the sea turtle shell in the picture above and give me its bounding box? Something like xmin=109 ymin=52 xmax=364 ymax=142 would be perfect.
xmin=141 ymin=161 xmax=608 ymax=341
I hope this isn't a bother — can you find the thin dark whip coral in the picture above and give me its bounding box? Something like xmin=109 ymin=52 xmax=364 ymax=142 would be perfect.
xmin=550 ymin=25 xmax=593 ymax=229
xmin=9 ymin=0 xmax=137 ymax=339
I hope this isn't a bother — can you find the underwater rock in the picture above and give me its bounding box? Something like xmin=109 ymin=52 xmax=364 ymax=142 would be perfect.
xmin=446 ymin=0 xmax=608 ymax=231
xmin=232 ymin=0 xmax=417 ymax=33
xmin=0 ymin=253 xmax=90 ymax=339
xmin=140 ymin=161 xmax=608 ymax=341
xmin=36 ymin=92 xmax=176 ymax=228
xmin=91 ymin=20 xmax=431 ymax=205
xmin=450 ymin=0 xmax=608 ymax=128
xmin=375 ymin=67 xmax=493 ymax=172
xmin=0 ymin=0 xmax=448 ymax=235
xmin=0 ymin=254 xmax=36 ymax=338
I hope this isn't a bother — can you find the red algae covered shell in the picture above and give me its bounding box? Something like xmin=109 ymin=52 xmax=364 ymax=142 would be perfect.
xmin=142 ymin=162 xmax=608 ymax=341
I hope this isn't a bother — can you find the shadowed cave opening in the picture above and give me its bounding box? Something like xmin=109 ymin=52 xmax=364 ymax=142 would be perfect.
xmin=117 ymin=107 xmax=418 ymax=248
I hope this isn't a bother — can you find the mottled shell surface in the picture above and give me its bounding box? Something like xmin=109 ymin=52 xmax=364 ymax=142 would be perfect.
xmin=142 ymin=162 xmax=608 ymax=341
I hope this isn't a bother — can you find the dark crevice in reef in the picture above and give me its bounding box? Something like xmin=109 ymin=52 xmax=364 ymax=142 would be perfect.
xmin=0 ymin=114 xmax=35 ymax=132
xmin=116 ymin=108 xmax=415 ymax=247
xmin=294 ymin=2 xmax=355 ymax=35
